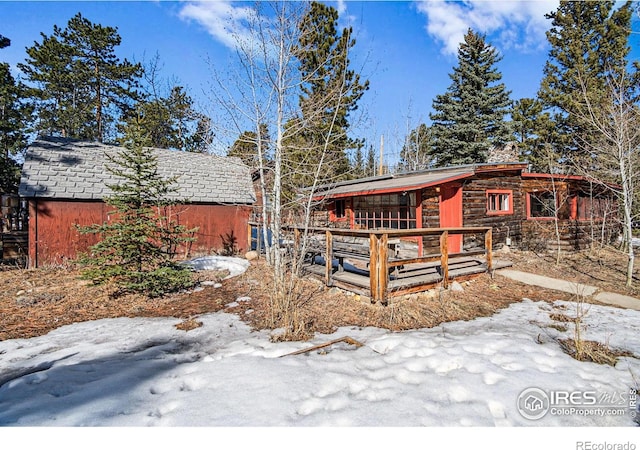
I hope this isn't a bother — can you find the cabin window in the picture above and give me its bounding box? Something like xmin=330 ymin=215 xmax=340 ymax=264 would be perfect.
xmin=353 ymin=192 xmax=417 ymax=229
xmin=335 ymin=199 xmax=346 ymax=219
xmin=486 ymin=190 xmax=513 ymax=215
xmin=329 ymin=199 xmax=347 ymax=221
xmin=528 ymin=191 xmax=557 ymax=219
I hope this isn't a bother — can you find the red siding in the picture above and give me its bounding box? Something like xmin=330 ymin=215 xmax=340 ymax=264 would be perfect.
xmin=28 ymin=200 xmax=251 ymax=267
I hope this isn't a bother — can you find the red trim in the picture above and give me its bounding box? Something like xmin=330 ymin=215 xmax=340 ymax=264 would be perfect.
xmin=416 ymin=189 xmax=423 ymax=256
xmin=348 ymin=198 xmax=355 ymax=229
xmin=486 ymin=189 xmax=513 ymax=216
xmin=328 ymin=199 xmax=348 ymax=222
xmin=570 ymin=195 xmax=578 ymax=220
xmin=523 ymin=172 xmax=585 ymax=181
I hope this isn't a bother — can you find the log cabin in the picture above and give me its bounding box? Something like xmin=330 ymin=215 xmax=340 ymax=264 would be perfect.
xmin=311 ymin=162 xmax=619 ymax=255
xmin=18 ymin=137 xmax=256 ymax=268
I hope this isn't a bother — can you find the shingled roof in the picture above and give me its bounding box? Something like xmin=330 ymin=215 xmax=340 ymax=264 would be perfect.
xmin=19 ymin=137 xmax=256 ymax=204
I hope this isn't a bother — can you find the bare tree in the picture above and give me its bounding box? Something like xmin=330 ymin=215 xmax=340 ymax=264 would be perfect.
xmin=203 ymin=2 xmax=326 ymax=337
xmin=574 ymin=68 xmax=640 ymax=286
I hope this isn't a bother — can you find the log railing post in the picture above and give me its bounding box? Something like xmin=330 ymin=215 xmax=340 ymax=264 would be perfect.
xmin=378 ymin=233 xmax=389 ymax=305
xmin=485 ymin=228 xmax=493 ymax=272
xmin=369 ymin=233 xmax=379 ymax=302
xmin=440 ymin=230 xmax=449 ymax=288
xmin=325 ymin=230 xmax=333 ymax=287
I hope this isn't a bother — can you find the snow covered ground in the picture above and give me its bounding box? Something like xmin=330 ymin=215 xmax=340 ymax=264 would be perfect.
xmin=0 ymin=260 xmax=638 ymax=445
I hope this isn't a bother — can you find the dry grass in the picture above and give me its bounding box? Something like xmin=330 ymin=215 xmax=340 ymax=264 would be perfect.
xmin=0 ymin=246 xmax=636 ymax=344
xmin=228 ymin=260 xmax=574 ymax=337
xmin=558 ymin=338 xmax=634 ymax=366
xmin=507 ymin=246 xmax=640 ymax=298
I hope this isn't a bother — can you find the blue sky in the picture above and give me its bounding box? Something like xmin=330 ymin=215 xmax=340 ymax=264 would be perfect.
xmin=2 ymin=1 xmax=640 ymax=164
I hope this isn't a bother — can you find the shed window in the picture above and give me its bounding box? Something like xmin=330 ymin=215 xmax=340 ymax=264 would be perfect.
xmin=486 ymin=190 xmax=513 ymax=215
xmin=528 ymin=192 xmax=557 ymax=219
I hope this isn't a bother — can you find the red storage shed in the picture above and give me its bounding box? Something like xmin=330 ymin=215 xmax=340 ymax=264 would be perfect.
xmin=18 ymin=137 xmax=256 ymax=267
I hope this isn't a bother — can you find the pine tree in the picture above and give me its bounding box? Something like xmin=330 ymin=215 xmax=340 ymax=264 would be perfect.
xmin=430 ymin=29 xmax=512 ymax=167
xmin=285 ymin=1 xmax=369 ymax=196
xmin=352 ymin=145 xmax=364 ymax=178
xmin=79 ymin=119 xmax=196 ymax=297
xmin=19 ymin=12 xmax=142 ymax=142
xmin=399 ymin=123 xmax=434 ymax=172
xmin=119 ymin=86 xmax=210 ymax=152
xmin=365 ymin=144 xmax=376 ymax=177
xmin=228 ymin=124 xmax=270 ymax=168
xmin=0 ymin=35 xmax=32 ymax=194
xmin=537 ymin=1 xmax=635 ymax=164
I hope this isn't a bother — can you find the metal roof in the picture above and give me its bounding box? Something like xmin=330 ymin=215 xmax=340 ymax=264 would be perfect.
xmin=314 ymin=163 xmax=527 ymax=199
xmin=19 ymin=137 xmax=256 ymax=204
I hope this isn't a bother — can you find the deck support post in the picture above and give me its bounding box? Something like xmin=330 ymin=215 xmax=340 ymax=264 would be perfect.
xmin=378 ymin=233 xmax=389 ymax=305
xmin=325 ymin=230 xmax=333 ymax=287
xmin=485 ymin=228 xmax=493 ymax=272
xmin=369 ymin=233 xmax=379 ymax=302
xmin=440 ymin=231 xmax=449 ymax=288
xmin=369 ymin=233 xmax=389 ymax=304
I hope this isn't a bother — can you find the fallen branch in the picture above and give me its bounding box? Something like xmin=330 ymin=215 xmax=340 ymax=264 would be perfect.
xmin=280 ymin=336 xmax=364 ymax=357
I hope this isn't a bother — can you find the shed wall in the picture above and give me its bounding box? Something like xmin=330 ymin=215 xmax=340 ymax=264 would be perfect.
xmin=27 ymin=199 xmax=251 ymax=267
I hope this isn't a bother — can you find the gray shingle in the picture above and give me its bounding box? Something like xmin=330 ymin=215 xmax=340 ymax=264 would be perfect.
xmin=19 ymin=137 xmax=256 ymax=204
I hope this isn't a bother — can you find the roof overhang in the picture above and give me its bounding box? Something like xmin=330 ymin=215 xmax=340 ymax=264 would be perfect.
xmin=312 ymin=163 xmax=528 ymax=201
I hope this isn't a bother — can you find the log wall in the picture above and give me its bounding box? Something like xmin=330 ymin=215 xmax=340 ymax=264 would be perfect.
xmin=461 ymin=172 xmax=525 ymax=248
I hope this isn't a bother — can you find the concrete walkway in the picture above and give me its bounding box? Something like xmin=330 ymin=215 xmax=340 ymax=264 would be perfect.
xmin=496 ymin=269 xmax=640 ymax=311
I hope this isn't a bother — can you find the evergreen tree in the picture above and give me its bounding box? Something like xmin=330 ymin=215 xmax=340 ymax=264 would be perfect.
xmin=79 ymin=119 xmax=196 ymax=297
xmin=0 ymin=35 xmax=32 ymax=194
xmin=19 ymin=13 xmax=142 ymax=142
xmin=228 ymin=124 xmax=270 ymax=168
xmin=537 ymin=1 xmax=635 ymax=164
xmin=185 ymin=116 xmax=215 ymax=154
xmin=365 ymin=144 xmax=376 ymax=177
xmin=352 ymin=145 xmax=364 ymax=178
xmin=399 ymin=123 xmax=434 ymax=172
xmin=119 ymin=86 xmax=210 ymax=152
xmin=285 ymin=1 xmax=369 ymax=194
xmin=430 ymin=29 xmax=512 ymax=167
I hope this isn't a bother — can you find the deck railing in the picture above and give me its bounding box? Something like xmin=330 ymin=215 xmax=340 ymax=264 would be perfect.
xmin=248 ymin=223 xmax=493 ymax=304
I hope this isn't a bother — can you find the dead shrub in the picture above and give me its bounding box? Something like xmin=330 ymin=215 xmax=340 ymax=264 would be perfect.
xmin=558 ymin=338 xmax=634 ymax=366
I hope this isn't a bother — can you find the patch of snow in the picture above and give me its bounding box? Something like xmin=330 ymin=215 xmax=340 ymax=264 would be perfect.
xmin=182 ymin=256 xmax=250 ymax=279
xmin=0 ymin=298 xmax=639 ymax=446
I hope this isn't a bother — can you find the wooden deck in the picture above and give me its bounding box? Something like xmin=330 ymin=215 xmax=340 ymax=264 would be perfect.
xmin=271 ymin=225 xmax=512 ymax=304
xmin=302 ymin=254 xmax=512 ymax=300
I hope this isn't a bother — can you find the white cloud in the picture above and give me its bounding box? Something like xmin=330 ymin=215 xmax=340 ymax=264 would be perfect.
xmin=178 ymin=0 xmax=257 ymax=50
xmin=415 ymin=0 xmax=559 ymax=56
